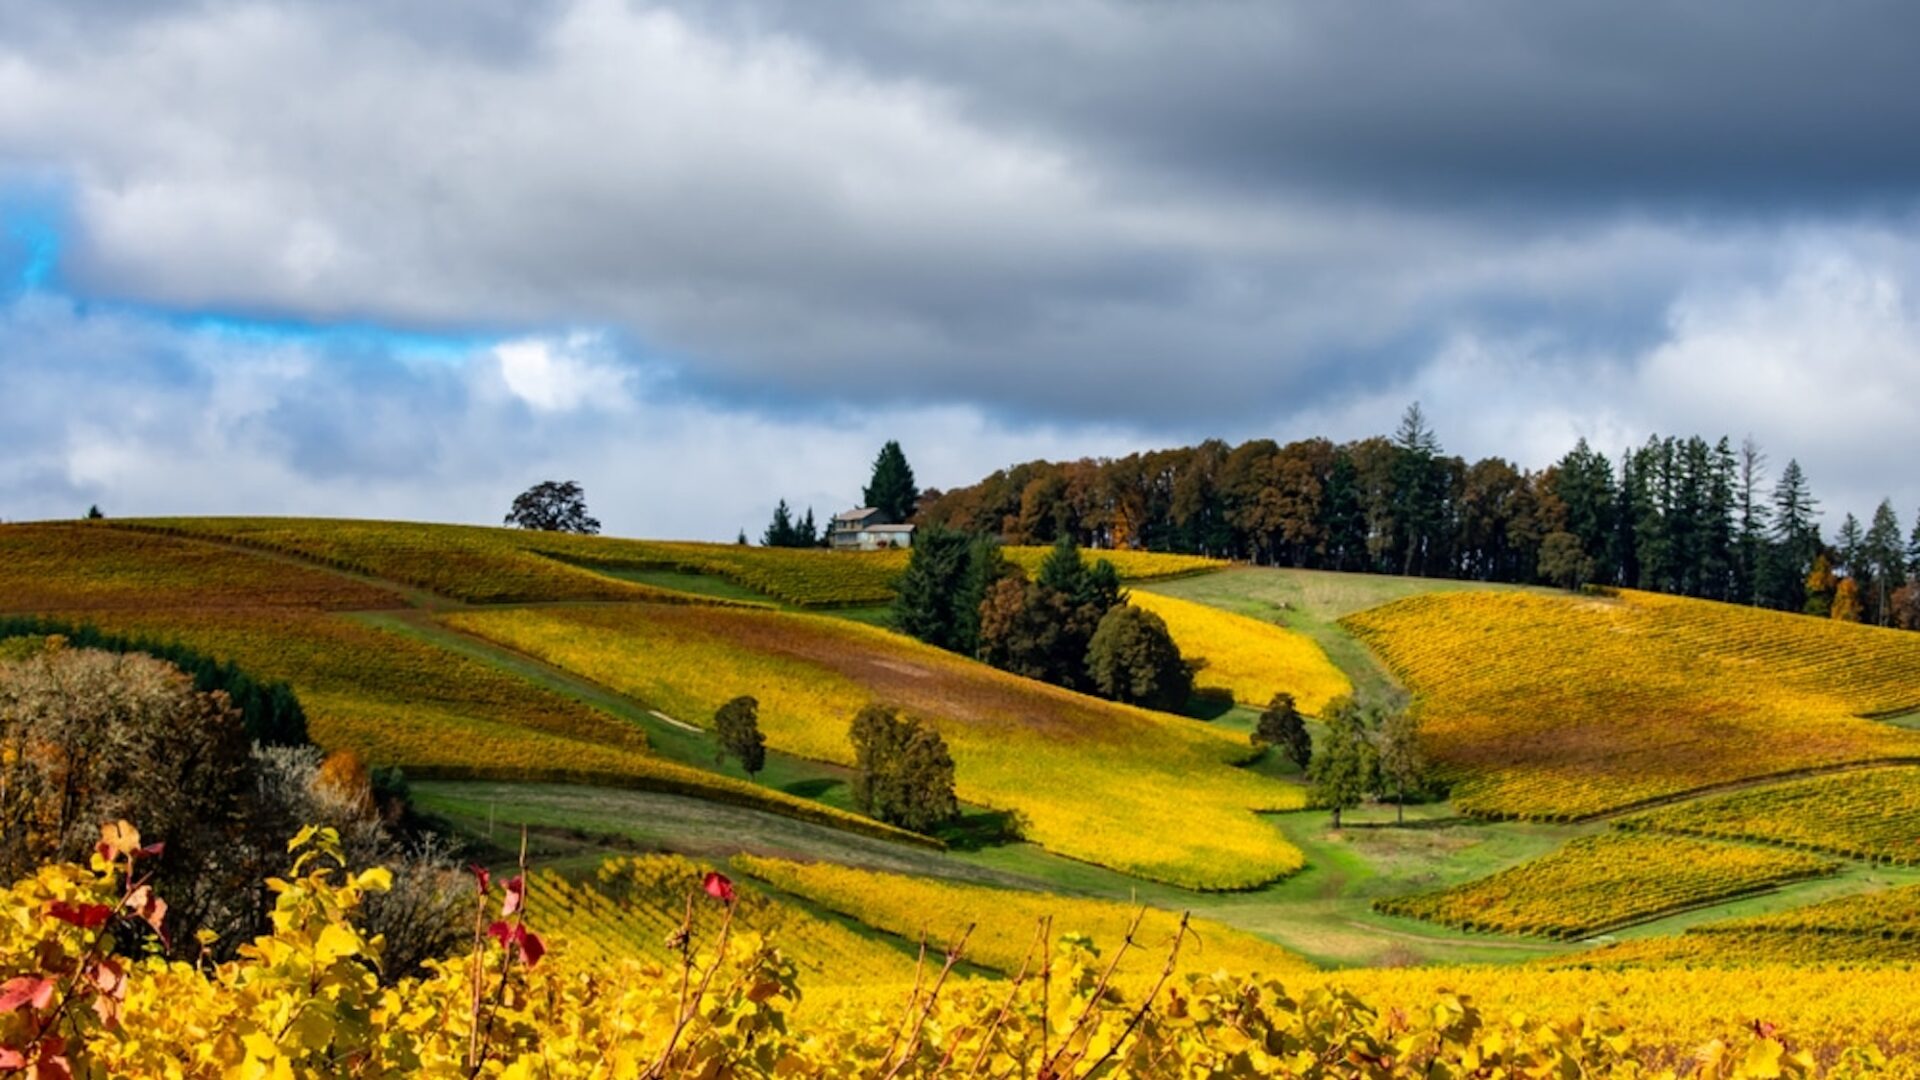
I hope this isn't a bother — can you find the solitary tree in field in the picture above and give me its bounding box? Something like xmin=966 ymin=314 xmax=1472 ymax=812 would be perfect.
xmin=1372 ymin=707 xmax=1428 ymax=824
xmin=84 ymin=504 xmax=104 ymax=520
xmin=504 ymin=480 xmax=601 ymax=534
xmin=1085 ymin=603 xmax=1191 ymax=711
xmin=848 ymin=704 xmax=956 ymax=834
xmin=1252 ymin=691 xmax=1312 ymax=771
xmin=714 ymin=695 xmax=767 ymax=781
xmin=863 ymin=441 xmax=920 ymax=523
xmin=1307 ymin=698 xmax=1376 ymax=829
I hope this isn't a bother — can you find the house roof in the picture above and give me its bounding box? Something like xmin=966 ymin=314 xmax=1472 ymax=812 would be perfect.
xmin=866 ymin=524 xmax=916 ymax=533
xmin=833 ymin=507 xmax=879 ymax=523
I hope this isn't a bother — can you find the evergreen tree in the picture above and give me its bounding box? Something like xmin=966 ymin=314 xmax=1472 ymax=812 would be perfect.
xmin=1909 ymin=510 xmax=1920 ymax=579
xmin=1390 ymin=403 xmax=1445 ymax=576
xmin=863 ymin=441 xmax=920 ymax=523
xmin=1760 ymin=459 xmax=1820 ymax=611
xmin=1252 ymin=692 xmax=1312 ymax=772
xmin=797 ymin=507 xmax=819 ymax=547
xmin=1321 ymin=450 xmax=1368 ymax=572
xmin=763 ymin=499 xmax=796 ymax=547
xmin=1702 ymin=437 xmax=1738 ymax=600
xmin=1865 ymin=500 xmax=1905 ymax=626
xmin=952 ymin=534 xmax=1009 ymax=655
xmin=1628 ymin=436 xmax=1674 ymax=593
xmin=1612 ymin=451 xmax=1641 ymax=589
xmin=892 ymin=526 xmax=975 ymax=651
xmin=1837 ymin=513 xmax=1866 ymax=580
xmin=1085 ymin=604 xmax=1192 ymax=711
xmin=1733 ymin=438 xmax=1770 ymax=605
xmin=736 ymin=529 xmax=749 ymax=546
xmin=1306 ymin=698 xmax=1376 ymax=829
xmin=713 ymin=695 xmax=767 ymax=781
xmin=1550 ymin=439 xmax=1615 ymax=580
xmin=85 ymin=504 xmax=104 ymax=520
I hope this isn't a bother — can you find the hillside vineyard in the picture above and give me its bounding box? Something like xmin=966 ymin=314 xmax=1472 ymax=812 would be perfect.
xmin=4 ymin=516 xmax=1920 ymax=1075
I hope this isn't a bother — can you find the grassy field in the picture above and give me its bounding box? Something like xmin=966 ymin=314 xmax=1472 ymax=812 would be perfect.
xmin=1375 ymin=832 xmax=1841 ymax=939
xmin=442 ymin=602 xmax=1306 ymax=889
xmin=1345 ymin=589 xmax=1920 ymax=818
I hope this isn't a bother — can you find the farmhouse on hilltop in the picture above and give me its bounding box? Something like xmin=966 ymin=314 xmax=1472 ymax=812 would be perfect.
xmin=828 ymin=507 xmax=915 ymax=550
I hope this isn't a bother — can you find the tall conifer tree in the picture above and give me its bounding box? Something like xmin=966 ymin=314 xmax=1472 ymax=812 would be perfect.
xmin=863 ymin=441 xmax=920 ymax=523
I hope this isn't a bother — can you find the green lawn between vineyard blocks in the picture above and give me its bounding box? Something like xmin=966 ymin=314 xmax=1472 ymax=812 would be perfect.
xmin=414 ymin=780 xmax=1608 ymax=969
xmin=1140 ymin=566 xmax=1548 ymax=710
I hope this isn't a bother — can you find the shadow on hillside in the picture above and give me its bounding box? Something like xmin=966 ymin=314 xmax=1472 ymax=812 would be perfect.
xmin=937 ymin=809 xmax=1024 ymax=852
xmin=1181 ymin=693 xmax=1238 ymax=722
xmin=780 ymin=778 xmax=840 ymax=800
xmin=1337 ymin=812 xmax=1473 ymax=831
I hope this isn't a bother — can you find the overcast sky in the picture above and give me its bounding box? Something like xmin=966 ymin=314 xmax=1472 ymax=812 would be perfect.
xmin=4 ymin=0 xmax=1919 ymax=538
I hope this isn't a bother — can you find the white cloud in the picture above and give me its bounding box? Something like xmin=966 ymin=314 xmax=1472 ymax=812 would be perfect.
xmin=1282 ymin=235 xmax=1920 ymax=525
xmin=493 ymin=333 xmax=630 ymax=412
xmin=0 ymin=293 xmax=1146 ymax=536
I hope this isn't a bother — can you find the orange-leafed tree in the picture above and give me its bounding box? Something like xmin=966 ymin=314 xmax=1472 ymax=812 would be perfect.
xmin=1831 ymin=576 xmax=1864 ymax=623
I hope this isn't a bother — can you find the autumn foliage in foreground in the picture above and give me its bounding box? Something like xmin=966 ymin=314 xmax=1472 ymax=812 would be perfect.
xmin=0 ymin=824 xmax=1871 ymax=1078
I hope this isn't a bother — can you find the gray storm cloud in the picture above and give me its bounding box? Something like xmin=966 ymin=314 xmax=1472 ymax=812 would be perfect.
xmin=1 ymin=0 xmax=1919 ymax=533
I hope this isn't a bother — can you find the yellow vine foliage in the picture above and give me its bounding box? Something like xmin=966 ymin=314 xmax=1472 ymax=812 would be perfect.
xmin=1618 ymin=766 xmax=1920 ymax=864
xmin=1374 ymin=833 xmax=1840 ymax=939
xmin=1342 ymin=589 xmax=1920 ymax=818
xmin=0 ymin=523 xmax=402 ymax=613
xmin=1126 ymin=590 xmax=1349 ymax=713
xmin=0 ymin=826 xmax=1888 ymax=1077
xmin=444 ymin=603 xmax=1306 ymax=888
xmin=1001 ymin=546 xmax=1226 ymax=584
xmin=733 ymin=855 xmax=1315 ymax=995
xmin=534 ymin=855 xmax=922 ymax=1006
xmin=117 ymin=517 xmax=1224 ymax=609
xmin=62 ymin=608 xmax=901 ymax=842
xmin=1562 ymin=881 xmax=1920 ymax=970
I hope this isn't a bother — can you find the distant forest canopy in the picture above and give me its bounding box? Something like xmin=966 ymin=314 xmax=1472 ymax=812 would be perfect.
xmin=918 ymin=405 xmax=1920 ymax=628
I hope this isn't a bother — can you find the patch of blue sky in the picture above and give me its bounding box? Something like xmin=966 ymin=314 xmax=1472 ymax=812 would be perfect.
xmin=177 ymin=313 xmax=500 ymax=363
xmin=1 ymin=197 xmax=65 ymax=294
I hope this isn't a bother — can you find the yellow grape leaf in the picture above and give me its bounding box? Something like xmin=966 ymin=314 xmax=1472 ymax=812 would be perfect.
xmin=314 ymin=922 xmax=360 ymax=964
xmin=354 ymin=867 xmax=394 ymax=893
xmin=1742 ymin=1038 xmax=1784 ymax=1079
